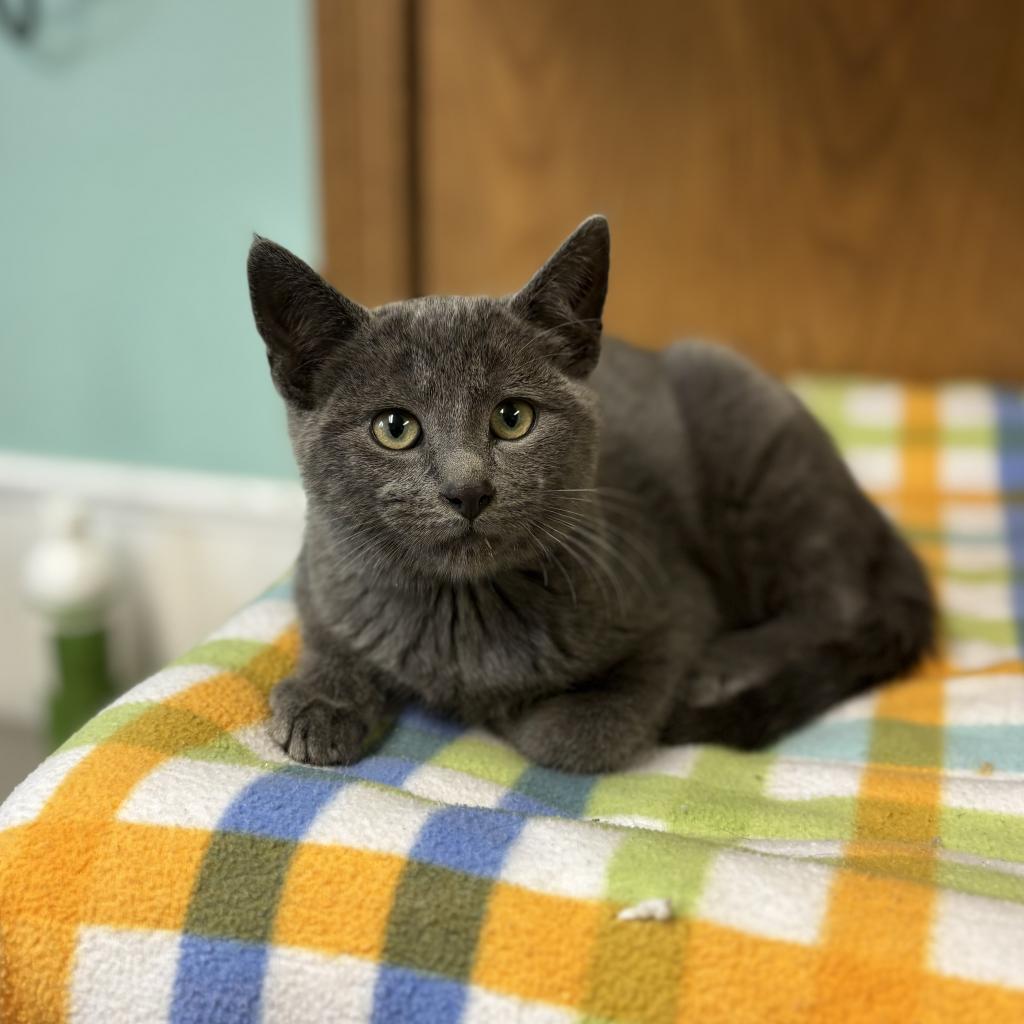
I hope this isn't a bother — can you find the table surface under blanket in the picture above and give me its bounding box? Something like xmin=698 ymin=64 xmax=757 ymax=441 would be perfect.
xmin=2 ymin=378 xmax=1023 ymax=1024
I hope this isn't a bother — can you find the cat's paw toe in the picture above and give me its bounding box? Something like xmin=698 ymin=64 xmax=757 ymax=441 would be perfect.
xmin=268 ymin=678 xmax=368 ymax=766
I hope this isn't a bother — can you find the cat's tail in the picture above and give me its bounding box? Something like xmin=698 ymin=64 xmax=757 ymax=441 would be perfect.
xmin=663 ymin=532 xmax=937 ymax=750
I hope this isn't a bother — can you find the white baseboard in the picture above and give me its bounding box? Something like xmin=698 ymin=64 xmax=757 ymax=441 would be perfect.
xmin=0 ymin=451 xmax=305 ymax=728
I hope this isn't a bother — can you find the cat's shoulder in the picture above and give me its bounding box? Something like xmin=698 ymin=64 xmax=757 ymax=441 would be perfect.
xmin=591 ymin=336 xmax=667 ymax=398
xmin=659 ymin=339 xmax=801 ymax=429
xmin=598 ymin=336 xmax=792 ymax=407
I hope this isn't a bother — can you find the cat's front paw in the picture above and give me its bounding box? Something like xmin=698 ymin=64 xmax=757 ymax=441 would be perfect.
xmin=494 ymin=695 xmax=640 ymax=774
xmin=268 ymin=676 xmax=370 ymax=766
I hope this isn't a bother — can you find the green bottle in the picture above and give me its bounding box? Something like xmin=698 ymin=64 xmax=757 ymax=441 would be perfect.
xmin=23 ymin=500 xmax=117 ymax=749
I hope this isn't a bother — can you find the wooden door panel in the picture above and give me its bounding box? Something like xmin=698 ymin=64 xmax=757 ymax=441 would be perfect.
xmin=415 ymin=0 xmax=1024 ymax=378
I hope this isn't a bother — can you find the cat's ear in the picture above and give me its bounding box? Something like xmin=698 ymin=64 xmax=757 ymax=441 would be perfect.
xmin=247 ymin=236 xmax=369 ymax=408
xmin=510 ymin=215 xmax=610 ymax=378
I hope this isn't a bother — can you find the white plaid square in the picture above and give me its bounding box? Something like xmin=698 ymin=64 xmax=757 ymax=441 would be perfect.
xmin=941 ymin=447 xmax=999 ymax=492
xmin=208 ymin=597 xmax=296 ymax=643
xmin=942 ymin=501 xmax=1006 ymax=537
xmin=70 ymin=927 xmax=180 ymax=1023
xmin=947 ymin=636 xmax=1021 ymax=673
xmin=944 ymin=541 xmax=1012 ymax=574
xmin=261 ymin=946 xmax=377 ymax=1024
xmin=942 ymin=775 xmax=1024 ymax=815
xmin=109 ymin=663 xmax=223 ymax=709
xmin=304 ymin=782 xmax=432 ymax=855
xmin=939 ymin=385 xmax=996 ymax=429
xmin=698 ymin=848 xmax=833 ymax=944
xmin=845 ymin=447 xmax=901 ymax=491
xmin=463 ymin=987 xmax=578 ymax=1023
xmin=941 ymin=580 xmax=1014 ymax=623
xmin=944 ymin=674 xmax=1024 ymax=726
xmin=845 ymin=383 xmax=903 ymax=428
xmin=501 ymin=818 xmax=624 ymax=900
xmin=233 ymin=722 xmax=294 ymax=764
xmin=117 ymin=758 xmax=263 ymax=829
xmin=766 ymin=758 xmax=864 ymax=801
xmin=931 ymin=890 xmax=1024 ymax=989
xmin=0 ymin=744 xmax=94 ymax=829
xmin=403 ymin=763 xmax=509 ymax=809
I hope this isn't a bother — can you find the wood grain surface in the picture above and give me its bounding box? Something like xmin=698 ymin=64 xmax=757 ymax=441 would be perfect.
xmin=414 ymin=0 xmax=1024 ymax=378
xmin=316 ymin=0 xmax=413 ymax=305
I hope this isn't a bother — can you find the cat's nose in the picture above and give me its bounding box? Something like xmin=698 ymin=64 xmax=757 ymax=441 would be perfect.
xmin=440 ymin=480 xmax=494 ymax=520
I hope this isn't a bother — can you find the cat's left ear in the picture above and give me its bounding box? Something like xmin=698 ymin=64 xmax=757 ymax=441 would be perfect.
xmin=247 ymin=236 xmax=370 ymax=409
xmin=510 ymin=215 xmax=610 ymax=378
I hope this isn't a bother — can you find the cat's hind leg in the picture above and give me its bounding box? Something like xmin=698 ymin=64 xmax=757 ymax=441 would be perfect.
xmin=668 ymin=537 xmax=935 ymax=750
xmin=670 ymin=614 xmax=871 ymax=749
xmin=662 ymin=340 xmax=935 ymax=749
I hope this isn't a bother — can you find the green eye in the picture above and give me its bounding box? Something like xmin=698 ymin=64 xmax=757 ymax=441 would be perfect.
xmin=372 ymin=409 xmax=421 ymax=450
xmin=490 ymin=399 xmax=535 ymax=441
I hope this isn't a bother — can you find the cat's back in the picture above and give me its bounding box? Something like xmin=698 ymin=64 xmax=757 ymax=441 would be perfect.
xmin=657 ymin=338 xmax=849 ymax=495
xmin=592 ymin=337 xmax=792 ymax=441
xmin=590 ymin=336 xmax=813 ymax=538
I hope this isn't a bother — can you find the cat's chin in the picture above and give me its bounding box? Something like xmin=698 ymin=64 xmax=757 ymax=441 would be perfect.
xmin=435 ymin=529 xmax=497 ymax=577
xmin=420 ymin=525 xmax=532 ymax=582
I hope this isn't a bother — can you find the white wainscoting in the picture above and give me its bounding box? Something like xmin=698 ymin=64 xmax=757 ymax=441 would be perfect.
xmin=0 ymin=452 xmax=304 ymax=727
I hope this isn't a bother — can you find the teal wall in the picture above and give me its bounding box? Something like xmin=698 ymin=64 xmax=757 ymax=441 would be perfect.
xmin=0 ymin=0 xmax=319 ymax=478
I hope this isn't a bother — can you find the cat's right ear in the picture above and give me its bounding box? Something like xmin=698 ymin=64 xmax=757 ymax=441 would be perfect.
xmin=247 ymin=237 xmax=369 ymax=409
xmin=509 ymin=215 xmax=610 ymax=378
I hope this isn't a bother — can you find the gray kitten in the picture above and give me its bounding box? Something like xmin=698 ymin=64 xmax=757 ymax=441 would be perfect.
xmin=247 ymin=217 xmax=935 ymax=773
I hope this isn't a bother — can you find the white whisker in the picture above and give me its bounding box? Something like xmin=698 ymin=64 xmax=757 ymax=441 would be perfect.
xmin=544 ymin=512 xmax=639 ymax=611
xmin=540 ymin=519 xmax=622 ymax=615
xmin=532 ymin=527 xmax=577 ymax=606
xmin=546 ymin=502 xmax=666 ymax=588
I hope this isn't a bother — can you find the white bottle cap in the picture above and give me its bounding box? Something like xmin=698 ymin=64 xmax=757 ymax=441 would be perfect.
xmin=22 ymin=497 xmax=112 ymax=633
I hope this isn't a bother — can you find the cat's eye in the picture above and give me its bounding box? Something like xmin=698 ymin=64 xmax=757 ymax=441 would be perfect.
xmin=490 ymin=399 xmax=535 ymax=441
xmin=372 ymin=409 xmax=421 ymax=450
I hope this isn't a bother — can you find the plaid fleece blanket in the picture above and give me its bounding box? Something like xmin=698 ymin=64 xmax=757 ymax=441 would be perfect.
xmin=2 ymin=379 xmax=1023 ymax=1023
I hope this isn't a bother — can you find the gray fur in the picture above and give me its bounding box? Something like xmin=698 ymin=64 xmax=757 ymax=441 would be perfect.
xmin=247 ymin=216 xmax=935 ymax=773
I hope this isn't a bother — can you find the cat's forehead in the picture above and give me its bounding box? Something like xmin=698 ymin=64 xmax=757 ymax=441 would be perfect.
xmin=366 ymin=295 xmax=523 ymax=386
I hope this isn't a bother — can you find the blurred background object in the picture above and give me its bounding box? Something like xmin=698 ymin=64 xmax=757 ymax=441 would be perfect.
xmin=1 ymin=0 xmax=315 ymax=790
xmin=22 ymin=498 xmax=117 ymax=746
xmin=3 ymin=0 xmax=1023 ymax=791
